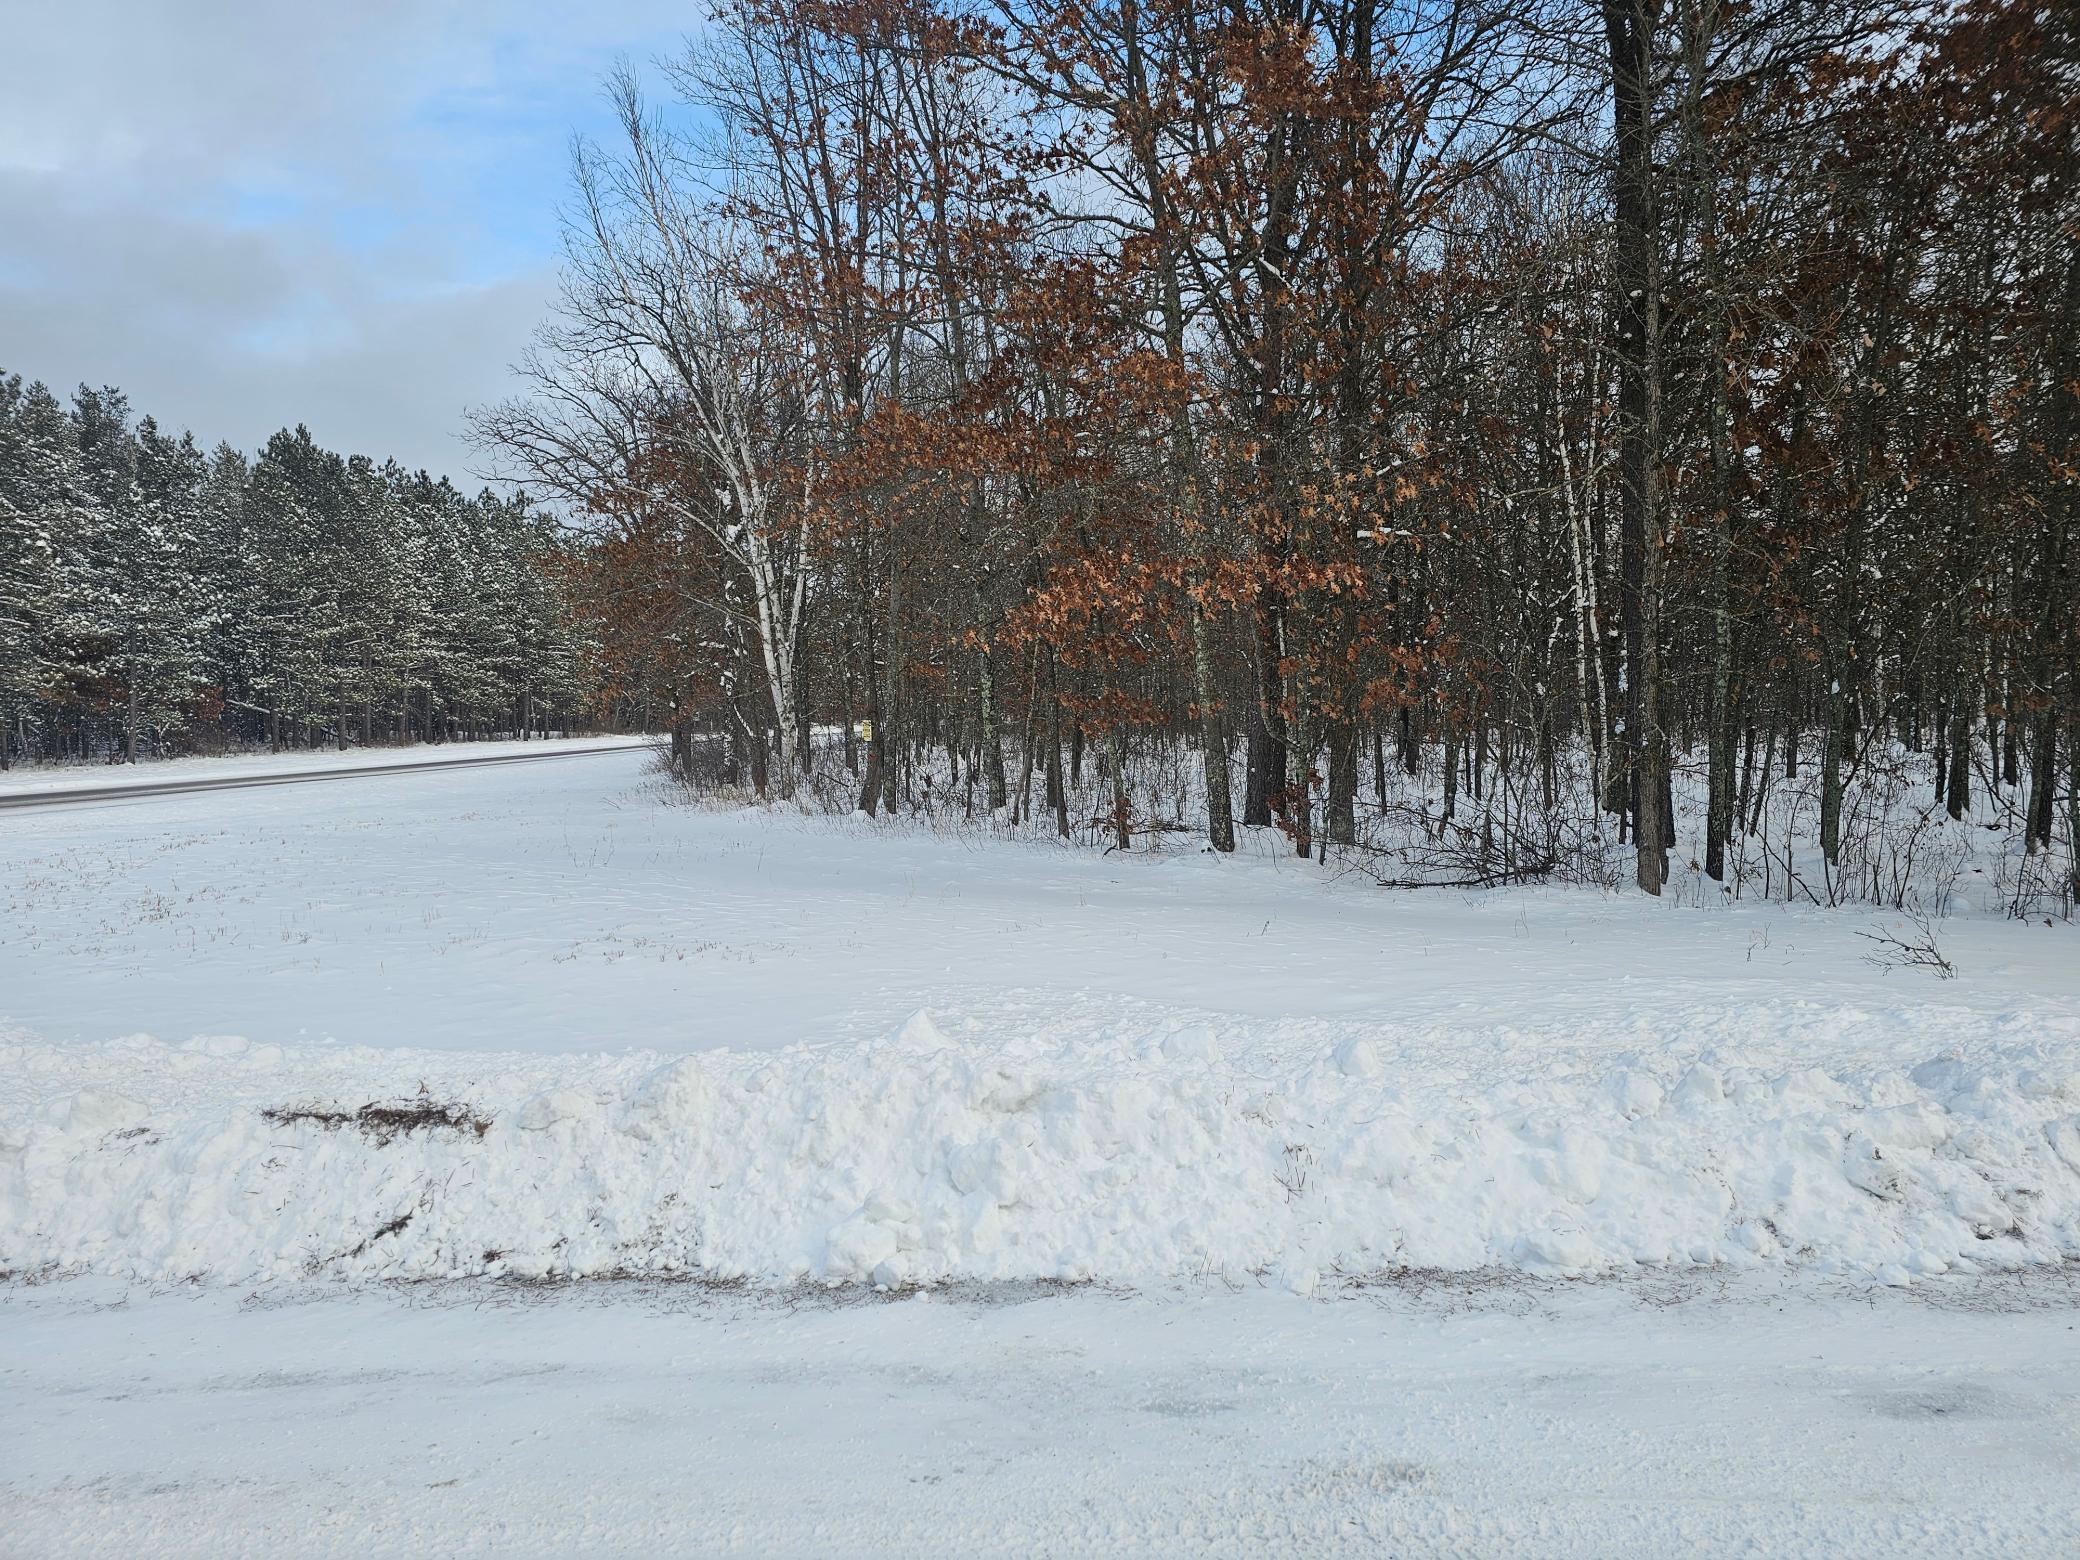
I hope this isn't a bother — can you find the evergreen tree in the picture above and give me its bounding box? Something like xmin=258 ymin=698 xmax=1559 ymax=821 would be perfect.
xmin=0 ymin=371 xmax=594 ymax=763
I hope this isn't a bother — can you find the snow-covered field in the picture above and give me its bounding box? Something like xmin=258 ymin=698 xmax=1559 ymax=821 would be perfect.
xmin=4 ymin=745 xmax=2079 ymax=1552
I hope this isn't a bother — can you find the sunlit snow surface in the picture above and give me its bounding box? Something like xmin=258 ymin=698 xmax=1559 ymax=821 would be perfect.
xmin=4 ymin=742 xmax=2074 ymax=1058
xmin=6 ymin=1271 xmax=2078 ymax=1556
xmin=4 ymin=745 xmax=2079 ymax=1552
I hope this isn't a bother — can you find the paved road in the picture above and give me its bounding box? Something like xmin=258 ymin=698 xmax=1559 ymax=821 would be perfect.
xmin=0 ymin=740 xmax=651 ymax=811
xmin=8 ymin=1273 xmax=2076 ymax=1558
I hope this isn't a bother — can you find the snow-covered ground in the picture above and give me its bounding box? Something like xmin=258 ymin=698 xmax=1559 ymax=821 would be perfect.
xmin=4 ymin=745 xmax=2079 ymax=1551
xmin=7 ymin=1270 xmax=2078 ymax=1556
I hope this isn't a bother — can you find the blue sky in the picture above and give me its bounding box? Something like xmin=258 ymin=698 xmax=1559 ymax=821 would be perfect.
xmin=0 ymin=2 xmax=696 ymax=475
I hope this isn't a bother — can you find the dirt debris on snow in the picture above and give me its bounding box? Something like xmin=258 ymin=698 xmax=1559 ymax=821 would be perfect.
xmin=260 ymin=1099 xmax=491 ymax=1146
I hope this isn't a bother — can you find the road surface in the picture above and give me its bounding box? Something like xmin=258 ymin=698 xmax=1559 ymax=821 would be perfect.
xmin=0 ymin=737 xmax=651 ymax=811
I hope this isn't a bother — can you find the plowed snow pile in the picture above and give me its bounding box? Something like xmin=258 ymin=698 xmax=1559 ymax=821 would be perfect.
xmin=8 ymin=750 xmax=2080 ymax=1295
xmin=8 ymin=1011 xmax=2079 ymax=1289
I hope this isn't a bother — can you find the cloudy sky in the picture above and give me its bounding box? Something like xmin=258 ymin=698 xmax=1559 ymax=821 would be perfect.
xmin=1 ymin=2 xmax=693 ymax=476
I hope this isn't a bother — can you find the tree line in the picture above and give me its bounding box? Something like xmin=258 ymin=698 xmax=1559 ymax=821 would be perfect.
xmin=484 ymin=0 xmax=2072 ymax=900
xmin=0 ymin=376 xmax=593 ymax=766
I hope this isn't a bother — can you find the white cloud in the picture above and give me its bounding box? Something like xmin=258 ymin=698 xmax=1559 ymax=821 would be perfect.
xmin=0 ymin=0 xmax=691 ymax=473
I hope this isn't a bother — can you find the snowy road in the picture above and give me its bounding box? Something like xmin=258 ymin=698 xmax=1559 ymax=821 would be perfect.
xmin=0 ymin=736 xmax=651 ymax=811
xmin=6 ymin=1272 xmax=2079 ymax=1556
xmin=5 ymin=747 xmax=2080 ymax=1552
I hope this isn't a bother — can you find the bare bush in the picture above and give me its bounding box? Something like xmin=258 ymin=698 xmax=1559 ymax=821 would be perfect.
xmin=1856 ymin=911 xmax=1957 ymax=980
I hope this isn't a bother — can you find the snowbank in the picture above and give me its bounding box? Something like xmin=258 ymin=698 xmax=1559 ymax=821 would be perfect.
xmin=6 ymin=1014 xmax=2079 ymax=1290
